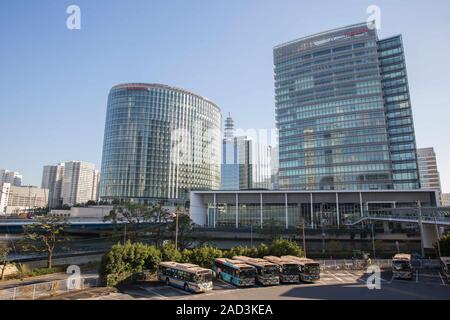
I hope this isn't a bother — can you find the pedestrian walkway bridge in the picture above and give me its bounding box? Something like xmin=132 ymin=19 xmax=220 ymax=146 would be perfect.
xmin=345 ymin=207 xmax=450 ymax=227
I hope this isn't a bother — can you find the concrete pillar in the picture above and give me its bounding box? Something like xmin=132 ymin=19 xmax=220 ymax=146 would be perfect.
xmin=310 ymin=193 xmax=314 ymax=229
xmin=260 ymin=193 xmax=263 ymax=229
xmin=236 ymin=193 xmax=239 ymax=229
xmin=213 ymin=193 xmax=217 ymax=229
xmin=285 ymin=193 xmax=289 ymax=229
xmin=336 ymin=192 xmax=340 ymax=227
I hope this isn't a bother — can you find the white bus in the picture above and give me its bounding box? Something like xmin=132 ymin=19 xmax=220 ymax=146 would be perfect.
xmin=440 ymin=257 xmax=450 ymax=283
xmin=263 ymin=256 xmax=301 ymax=283
xmin=392 ymin=254 xmax=413 ymax=280
xmin=158 ymin=262 xmax=214 ymax=293
xmin=282 ymin=256 xmax=321 ymax=283
xmin=233 ymin=256 xmax=280 ymax=286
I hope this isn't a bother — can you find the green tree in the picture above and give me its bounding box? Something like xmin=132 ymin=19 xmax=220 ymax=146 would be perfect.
xmin=269 ymin=239 xmax=304 ymax=257
xmin=0 ymin=244 xmax=11 ymax=280
xmin=188 ymin=247 xmax=223 ymax=269
xmin=22 ymin=216 xmax=69 ymax=269
xmin=161 ymin=242 xmax=182 ymax=262
xmin=225 ymin=246 xmax=259 ymax=259
xmin=169 ymin=213 xmax=196 ymax=251
xmin=257 ymin=243 xmax=270 ymax=257
xmin=99 ymin=241 xmax=161 ymax=287
xmin=103 ymin=203 xmax=153 ymax=242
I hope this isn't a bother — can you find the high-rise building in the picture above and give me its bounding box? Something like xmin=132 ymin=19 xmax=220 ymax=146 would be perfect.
xmin=61 ymin=161 xmax=99 ymax=206
xmin=274 ymin=22 xmax=420 ymax=191
xmin=221 ymin=115 xmax=253 ymax=190
xmin=0 ymin=169 xmax=23 ymax=187
xmin=0 ymin=183 xmax=48 ymax=215
xmin=99 ymin=83 xmax=221 ymax=203
xmin=41 ymin=163 xmax=65 ymax=208
xmin=417 ymin=148 xmax=441 ymax=194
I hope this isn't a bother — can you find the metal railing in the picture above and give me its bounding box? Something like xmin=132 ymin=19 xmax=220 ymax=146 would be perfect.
xmin=0 ymin=276 xmax=99 ymax=300
xmin=319 ymin=259 xmax=441 ymax=271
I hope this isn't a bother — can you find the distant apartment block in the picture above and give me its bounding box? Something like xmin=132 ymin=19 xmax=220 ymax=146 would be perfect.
xmin=442 ymin=193 xmax=450 ymax=207
xmin=42 ymin=161 xmax=99 ymax=207
xmin=41 ymin=163 xmax=65 ymax=208
xmin=0 ymin=183 xmax=48 ymax=215
xmin=0 ymin=169 xmax=23 ymax=187
xmin=417 ymin=148 xmax=442 ymax=202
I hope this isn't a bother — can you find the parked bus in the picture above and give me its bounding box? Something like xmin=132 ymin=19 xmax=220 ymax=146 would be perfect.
xmin=440 ymin=257 xmax=450 ymax=283
xmin=233 ymin=256 xmax=280 ymax=286
xmin=158 ymin=262 xmax=214 ymax=293
xmin=282 ymin=256 xmax=321 ymax=283
xmin=263 ymin=256 xmax=301 ymax=283
xmin=392 ymin=254 xmax=413 ymax=280
xmin=214 ymin=258 xmax=257 ymax=287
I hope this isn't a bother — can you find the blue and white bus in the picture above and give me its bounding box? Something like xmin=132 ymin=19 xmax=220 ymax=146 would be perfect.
xmin=214 ymin=258 xmax=256 ymax=287
xmin=158 ymin=262 xmax=214 ymax=293
xmin=233 ymin=256 xmax=280 ymax=286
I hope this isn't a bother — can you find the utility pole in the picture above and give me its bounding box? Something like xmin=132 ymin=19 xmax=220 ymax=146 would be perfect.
xmin=300 ymin=216 xmax=307 ymax=258
xmin=417 ymin=201 xmax=425 ymax=258
xmin=174 ymin=206 xmax=180 ymax=251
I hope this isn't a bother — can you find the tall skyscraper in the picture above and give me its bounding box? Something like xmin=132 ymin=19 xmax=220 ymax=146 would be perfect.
xmin=0 ymin=169 xmax=22 ymax=187
xmin=417 ymin=147 xmax=441 ymax=194
xmin=41 ymin=163 xmax=65 ymax=208
xmin=221 ymin=115 xmax=253 ymax=190
xmin=274 ymin=22 xmax=420 ymax=191
xmin=61 ymin=161 xmax=99 ymax=206
xmin=99 ymin=83 xmax=221 ymax=203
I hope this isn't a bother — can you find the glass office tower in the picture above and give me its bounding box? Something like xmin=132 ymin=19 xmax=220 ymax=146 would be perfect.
xmin=100 ymin=83 xmax=221 ymax=203
xmin=274 ymin=23 xmax=420 ymax=191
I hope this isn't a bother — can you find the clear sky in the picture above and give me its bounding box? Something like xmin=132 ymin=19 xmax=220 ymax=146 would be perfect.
xmin=0 ymin=0 xmax=449 ymax=191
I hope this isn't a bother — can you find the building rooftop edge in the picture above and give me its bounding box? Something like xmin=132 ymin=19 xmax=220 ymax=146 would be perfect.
xmin=110 ymin=83 xmax=221 ymax=111
xmin=273 ymin=22 xmax=370 ymax=50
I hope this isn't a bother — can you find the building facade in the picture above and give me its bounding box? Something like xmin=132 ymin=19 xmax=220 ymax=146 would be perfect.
xmin=61 ymin=161 xmax=99 ymax=206
xmin=0 ymin=169 xmax=22 ymax=187
xmin=99 ymin=83 xmax=221 ymax=204
xmin=190 ymin=189 xmax=438 ymax=229
xmin=442 ymin=193 xmax=450 ymax=207
xmin=41 ymin=163 xmax=65 ymax=208
xmin=417 ymin=148 xmax=442 ymax=195
xmin=274 ymin=22 xmax=420 ymax=191
xmin=221 ymin=115 xmax=253 ymax=190
xmin=0 ymin=183 xmax=48 ymax=215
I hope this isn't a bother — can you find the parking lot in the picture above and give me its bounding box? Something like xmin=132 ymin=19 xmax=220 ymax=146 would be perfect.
xmin=86 ymin=269 xmax=450 ymax=301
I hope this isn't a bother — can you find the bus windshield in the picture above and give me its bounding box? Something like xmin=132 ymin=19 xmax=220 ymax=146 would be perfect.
xmin=262 ymin=266 xmax=279 ymax=276
xmin=304 ymin=264 xmax=320 ymax=275
xmin=283 ymin=265 xmax=300 ymax=275
xmin=393 ymin=261 xmax=411 ymax=271
xmin=239 ymin=268 xmax=256 ymax=279
xmin=194 ymin=271 xmax=214 ymax=283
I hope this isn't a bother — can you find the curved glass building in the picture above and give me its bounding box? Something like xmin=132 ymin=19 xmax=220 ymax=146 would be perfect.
xmin=99 ymin=83 xmax=221 ymax=203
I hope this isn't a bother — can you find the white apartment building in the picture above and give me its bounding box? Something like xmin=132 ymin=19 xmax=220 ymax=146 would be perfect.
xmin=41 ymin=163 xmax=65 ymax=208
xmin=61 ymin=161 xmax=100 ymax=206
xmin=0 ymin=169 xmax=23 ymax=187
xmin=0 ymin=183 xmax=48 ymax=215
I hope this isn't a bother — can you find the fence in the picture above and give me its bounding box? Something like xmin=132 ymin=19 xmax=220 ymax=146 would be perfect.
xmin=318 ymin=259 xmax=441 ymax=271
xmin=0 ymin=276 xmax=99 ymax=300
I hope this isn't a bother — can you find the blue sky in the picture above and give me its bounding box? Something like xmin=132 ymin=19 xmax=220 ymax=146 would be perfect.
xmin=0 ymin=0 xmax=449 ymax=191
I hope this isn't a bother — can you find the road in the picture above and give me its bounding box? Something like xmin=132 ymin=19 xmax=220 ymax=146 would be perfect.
xmin=82 ymin=269 xmax=449 ymax=301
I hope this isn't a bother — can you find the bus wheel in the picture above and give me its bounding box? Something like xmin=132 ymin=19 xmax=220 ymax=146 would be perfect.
xmin=165 ymin=278 xmax=170 ymax=286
